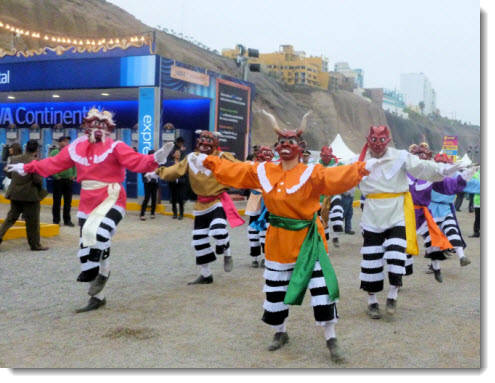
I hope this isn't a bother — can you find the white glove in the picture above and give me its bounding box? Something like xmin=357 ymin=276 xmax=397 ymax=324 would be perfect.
xmin=440 ymin=162 xmax=468 ymax=177
xmin=190 ymin=153 xmax=208 ymax=172
xmin=460 ymin=166 xmax=478 ymax=181
xmin=6 ymin=163 xmax=26 ymax=176
xmin=154 ymin=142 xmax=175 ymax=164
xmin=144 ymin=172 xmax=154 ymax=181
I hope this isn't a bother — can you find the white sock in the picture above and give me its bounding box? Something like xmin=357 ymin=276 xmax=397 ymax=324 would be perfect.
xmin=324 ymin=322 xmax=336 ymax=340
xmin=388 ymin=285 xmax=399 ymax=300
xmin=99 ymin=258 xmax=110 ymax=277
xmin=93 ymin=292 xmax=104 ymax=300
xmin=200 ymin=264 xmax=212 ymax=277
xmin=271 ymin=321 xmax=287 ymax=333
xmin=455 ymin=247 xmax=465 ymax=259
xmin=432 ymin=260 xmax=441 ymax=270
xmin=368 ymin=294 xmax=378 ymax=305
xmin=224 ymin=247 xmax=231 ymax=256
xmin=253 ymin=256 xmax=259 ymax=262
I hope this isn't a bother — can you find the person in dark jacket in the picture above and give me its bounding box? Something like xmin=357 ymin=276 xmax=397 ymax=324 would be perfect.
xmin=0 ymin=140 xmax=49 ymax=250
xmin=140 ymin=150 xmax=160 ymax=220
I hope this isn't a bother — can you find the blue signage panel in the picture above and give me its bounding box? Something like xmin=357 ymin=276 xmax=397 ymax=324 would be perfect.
xmin=0 ymin=55 xmax=159 ymax=92
xmin=137 ymin=87 xmax=157 ymax=197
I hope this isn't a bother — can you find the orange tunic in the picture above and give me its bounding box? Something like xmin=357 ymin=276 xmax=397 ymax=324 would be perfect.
xmin=203 ymin=158 xmax=369 ymax=264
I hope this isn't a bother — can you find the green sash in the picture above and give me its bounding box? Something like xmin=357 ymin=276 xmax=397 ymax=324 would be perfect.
xmin=269 ymin=213 xmax=340 ymax=305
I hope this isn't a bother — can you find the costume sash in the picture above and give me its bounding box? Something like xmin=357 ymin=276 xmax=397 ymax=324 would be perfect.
xmin=197 ymin=192 xmax=245 ymax=228
xmin=366 ymin=192 xmax=419 ymax=255
xmin=269 ymin=213 xmax=339 ymax=305
xmin=81 ymin=180 xmax=121 ymax=247
xmin=414 ymin=205 xmax=453 ymax=250
xmin=249 ymin=198 xmax=268 ymax=231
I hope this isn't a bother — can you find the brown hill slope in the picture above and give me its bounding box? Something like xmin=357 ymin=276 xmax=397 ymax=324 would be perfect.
xmin=0 ymin=0 xmax=479 ymax=156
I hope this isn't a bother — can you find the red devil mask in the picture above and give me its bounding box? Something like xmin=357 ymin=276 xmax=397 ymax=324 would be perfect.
xmin=196 ymin=130 xmax=219 ymax=155
xmin=434 ymin=153 xmax=453 ymax=164
xmin=257 ymin=145 xmax=274 ymax=162
xmin=359 ymin=126 xmax=391 ymax=160
xmin=410 ymin=142 xmax=433 ymax=160
xmin=320 ymin=146 xmax=338 ymax=165
xmin=84 ymin=108 xmax=115 ymax=143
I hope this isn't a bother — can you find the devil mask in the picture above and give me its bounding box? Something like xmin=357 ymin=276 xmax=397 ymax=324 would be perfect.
xmin=195 ymin=130 xmax=221 ymax=155
xmin=366 ymin=126 xmax=391 ymax=158
xmin=257 ymin=145 xmax=274 ymax=162
xmin=320 ymin=146 xmax=337 ymax=165
xmin=84 ymin=108 xmax=115 ymax=144
xmin=410 ymin=142 xmax=433 ymax=160
xmin=434 ymin=153 xmax=453 ymax=164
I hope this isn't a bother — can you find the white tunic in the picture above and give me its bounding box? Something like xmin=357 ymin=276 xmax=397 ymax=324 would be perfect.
xmin=358 ymin=147 xmax=446 ymax=230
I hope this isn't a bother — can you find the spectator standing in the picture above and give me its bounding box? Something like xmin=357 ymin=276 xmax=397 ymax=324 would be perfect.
xmin=140 ymin=150 xmax=160 ymax=221
xmin=0 ymin=140 xmax=49 ymax=250
xmin=50 ymin=137 xmax=76 ymax=226
xmin=301 ymin=150 xmax=311 ymax=164
xmin=341 ymin=187 xmax=355 ymax=234
xmin=167 ymin=149 xmax=187 ymax=219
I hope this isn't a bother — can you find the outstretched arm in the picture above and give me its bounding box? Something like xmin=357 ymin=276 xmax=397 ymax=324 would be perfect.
xmin=314 ymin=161 xmax=369 ymax=196
xmin=157 ymin=156 xmax=189 ymax=181
xmin=203 ymin=155 xmax=261 ymax=190
xmin=21 ymin=146 xmax=76 ymax=177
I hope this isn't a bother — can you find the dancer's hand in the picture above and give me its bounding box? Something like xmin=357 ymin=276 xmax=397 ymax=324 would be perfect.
xmin=440 ymin=162 xmax=467 ymax=177
xmin=189 ymin=153 xmax=208 ymax=172
xmin=144 ymin=172 xmax=154 ymax=181
xmin=6 ymin=163 xmax=26 ymax=176
xmin=154 ymin=142 xmax=175 ymax=164
xmin=460 ymin=166 xmax=478 ymax=181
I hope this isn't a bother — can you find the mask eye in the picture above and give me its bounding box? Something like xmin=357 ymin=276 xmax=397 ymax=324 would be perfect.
xmin=288 ymin=138 xmax=298 ymax=145
xmin=371 ymin=137 xmax=377 ymax=142
xmin=278 ymin=138 xmax=287 ymax=145
xmin=380 ymin=137 xmax=386 ymax=142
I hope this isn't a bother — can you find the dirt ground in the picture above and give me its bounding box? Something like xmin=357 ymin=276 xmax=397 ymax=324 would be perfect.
xmin=0 ymin=200 xmax=481 ymax=369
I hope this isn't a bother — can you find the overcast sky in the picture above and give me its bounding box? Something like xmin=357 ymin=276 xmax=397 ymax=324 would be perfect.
xmin=109 ymin=0 xmax=481 ymax=125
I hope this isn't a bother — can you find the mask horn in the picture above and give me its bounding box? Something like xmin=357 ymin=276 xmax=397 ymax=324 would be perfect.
xmin=260 ymin=110 xmax=284 ymax=136
xmin=297 ymin=110 xmax=312 ymax=136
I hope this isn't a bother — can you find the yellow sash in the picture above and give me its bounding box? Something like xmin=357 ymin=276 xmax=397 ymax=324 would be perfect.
xmin=366 ymin=191 xmax=419 ymax=255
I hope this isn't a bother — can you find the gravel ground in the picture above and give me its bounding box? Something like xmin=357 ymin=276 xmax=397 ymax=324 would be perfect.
xmin=0 ymin=200 xmax=481 ymax=368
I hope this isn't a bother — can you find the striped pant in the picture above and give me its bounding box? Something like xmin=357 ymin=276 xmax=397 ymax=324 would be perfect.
xmin=192 ymin=204 xmax=231 ymax=265
xmin=435 ymin=214 xmax=464 ymax=248
xmin=262 ymin=260 xmax=338 ymax=327
xmin=329 ymin=195 xmax=344 ymax=233
xmin=247 ymin=215 xmax=261 ymax=257
xmin=360 ymin=222 xmax=407 ymax=293
xmin=77 ymin=206 xmax=125 ymax=272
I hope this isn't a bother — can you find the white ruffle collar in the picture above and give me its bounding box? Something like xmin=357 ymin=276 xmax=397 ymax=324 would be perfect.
xmin=68 ymin=136 xmax=122 ymax=166
xmin=256 ymin=163 xmax=315 ymax=194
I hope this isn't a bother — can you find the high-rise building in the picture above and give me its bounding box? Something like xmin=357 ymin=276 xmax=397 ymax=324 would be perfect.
xmin=334 ymin=62 xmax=363 ymax=88
xmin=400 ymin=73 xmax=437 ymax=115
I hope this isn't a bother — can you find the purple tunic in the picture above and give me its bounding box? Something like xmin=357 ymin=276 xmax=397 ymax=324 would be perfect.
xmin=408 ymin=174 xmax=462 ymax=230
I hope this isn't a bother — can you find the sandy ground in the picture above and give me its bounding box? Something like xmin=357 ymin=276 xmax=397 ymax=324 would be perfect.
xmin=0 ymin=200 xmax=481 ymax=369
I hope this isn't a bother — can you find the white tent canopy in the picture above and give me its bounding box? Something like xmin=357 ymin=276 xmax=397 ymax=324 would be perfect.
xmin=460 ymin=153 xmax=472 ymax=165
xmin=329 ymin=134 xmax=357 ymax=163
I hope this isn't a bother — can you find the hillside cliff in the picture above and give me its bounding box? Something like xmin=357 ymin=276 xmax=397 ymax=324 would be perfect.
xmin=0 ymin=0 xmax=480 ymax=156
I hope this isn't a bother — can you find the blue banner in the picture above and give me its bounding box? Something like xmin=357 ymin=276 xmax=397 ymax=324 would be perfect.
xmin=137 ymin=87 xmax=157 ymax=197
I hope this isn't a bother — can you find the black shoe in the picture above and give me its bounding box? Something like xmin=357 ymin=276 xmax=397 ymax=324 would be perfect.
xmin=31 ymin=246 xmax=49 ymax=251
xmin=88 ymin=272 xmax=110 ymax=296
xmin=251 ymin=260 xmax=259 ymax=268
xmin=367 ymin=303 xmax=381 ymax=319
xmin=386 ymin=298 xmax=397 ymax=316
xmin=172 ymin=214 xmax=178 ymax=219
xmin=178 ymin=214 xmax=184 ymax=220
xmin=187 ymin=275 xmax=214 ymax=285
xmin=64 ymin=222 xmax=75 ymax=227
xmin=76 ymin=297 xmax=106 ymax=313
xmin=224 ymin=255 xmax=233 ymax=272
xmin=76 ymin=267 xmax=100 ymax=282
xmin=433 ymin=269 xmax=443 ymax=283
xmin=345 ymin=230 xmax=355 ymax=235
xmin=326 ymin=338 xmax=344 ymax=362
xmin=425 ymin=264 xmax=434 ymax=274
xmin=469 ymin=233 xmax=480 ymax=238
xmin=268 ymin=332 xmax=289 ymax=351
xmin=260 ymin=259 xmax=265 ymax=268
xmin=332 ymin=238 xmax=340 ymax=248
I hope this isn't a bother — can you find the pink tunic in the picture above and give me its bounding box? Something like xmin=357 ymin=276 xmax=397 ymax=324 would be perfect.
xmin=24 ymin=136 xmax=158 ymax=214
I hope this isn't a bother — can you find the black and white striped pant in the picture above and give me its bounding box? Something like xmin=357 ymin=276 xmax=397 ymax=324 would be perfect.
xmin=261 ymin=260 xmax=338 ymax=327
xmin=192 ymin=204 xmax=231 ymax=265
xmin=435 ymin=214 xmax=464 ymax=248
xmin=360 ymin=222 xmax=407 ymax=293
xmin=77 ymin=206 xmax=125 ymax=272
xmin=419 ymin=219 xmax=451 ymax=262
xmin=329 ymin=195 xmax=344 ymax=233
xmin=247 ymin=215 xmax=261 ymax=257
